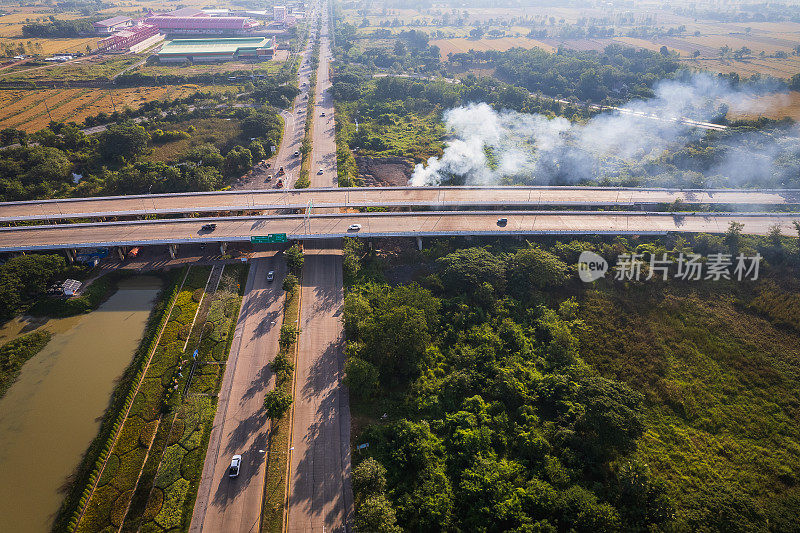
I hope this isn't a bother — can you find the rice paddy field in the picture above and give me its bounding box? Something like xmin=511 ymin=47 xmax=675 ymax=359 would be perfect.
xmin=727 ymin=90 xmax=800 ymax=121
xmin=0 ymin=84 xmax=236 ymax=132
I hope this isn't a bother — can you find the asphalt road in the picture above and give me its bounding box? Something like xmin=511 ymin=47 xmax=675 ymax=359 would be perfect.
xmin=287 ymin=6 xmax=353 ymax=531
xmin=2 ymin=187 xmax=799 ymax=221
xmin=236 ymin=40 xmax=316 ymax=190
xmin=189 ymin=256 xmax=286 ymax=533
xmin=1 ymin=211 xmax=798 ymax=251
xmin=287 ymin=241 xmax=352 ymax=532
xmin=309 ymin=15 xmax=338 ymax=189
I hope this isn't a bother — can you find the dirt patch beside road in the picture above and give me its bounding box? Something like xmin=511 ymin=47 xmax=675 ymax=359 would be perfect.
xmin=355 ymin=155 xmax=413 ymax=186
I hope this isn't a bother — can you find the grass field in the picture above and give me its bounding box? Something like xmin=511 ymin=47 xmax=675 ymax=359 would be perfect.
xmin=578 ymin=279 xmax=800 ymax=527
xmin=0 ymin=55 xmax=139 ymax=82
xmin=134 ymin=59 xmax=285 ymax=78
xmin=0 ymin=84 xmax=236 ymax=131
xmin=684 ymin=56 xmax=800 ymax=77
xmin=432 ymin=36 xmax=555 ymax=58
xmin=148 ymin=117 xmax=246 ymax=162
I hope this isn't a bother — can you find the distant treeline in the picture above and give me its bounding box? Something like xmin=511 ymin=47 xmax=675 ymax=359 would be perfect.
xmin=21 ymin=17 xmax=98 ymax=38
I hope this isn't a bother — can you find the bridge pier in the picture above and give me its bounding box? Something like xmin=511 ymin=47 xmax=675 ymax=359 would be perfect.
xmin=64 ymin=248 xmax=76 ymax=263
xmin=219 ymin=242 xmax=227 ymax=255
xmin=416 ymin=236 xmax=423 ymax=251
xmin=168 ymin=243 xmax=178 ymax=259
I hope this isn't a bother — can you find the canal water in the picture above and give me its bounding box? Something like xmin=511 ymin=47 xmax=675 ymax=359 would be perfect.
xmin=0 ymin=276 xmax=163 ymax=533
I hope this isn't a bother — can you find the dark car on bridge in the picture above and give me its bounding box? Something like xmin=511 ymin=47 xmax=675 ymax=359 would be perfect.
xmin=201 ymin=223 xmax=217 ymax=232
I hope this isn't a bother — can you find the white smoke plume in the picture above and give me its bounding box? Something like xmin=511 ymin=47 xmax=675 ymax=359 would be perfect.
xmin=410 ymin=73 xmax=797 ymax=188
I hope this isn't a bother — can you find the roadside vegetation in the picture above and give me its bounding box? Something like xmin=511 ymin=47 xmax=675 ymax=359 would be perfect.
xmin=56 ymin=264 xmax=247 ymax=533
xmin=70 ymin=266 xmax=211 ymax=532
xmin=53 ymin=269 xmax=181 ymax=532
xmin=0 ymin=93 xmax=286 ymax=200
xmin=343 ymin=227 xmax=800 ymax=531
xmin=0 ymin=330 xmax=51 ymax=398
xmin=0 ymin=253 xmax=140 ymax=321
xmin=128 ymin=265 xmax=247 ymax=533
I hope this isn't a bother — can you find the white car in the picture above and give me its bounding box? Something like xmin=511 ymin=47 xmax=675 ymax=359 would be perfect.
xmin=229 ymin=455 xmax=242 ymax=477
xmin=348 ymin=224 xmax=361 ymax=231
xmin=267 ymin=270 xmax=275 ymax=282
xmin=317 ymin=169 xmax=324 ymax=174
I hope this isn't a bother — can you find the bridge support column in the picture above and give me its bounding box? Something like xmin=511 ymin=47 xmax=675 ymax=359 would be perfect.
xmin=219 ymin=242 xmax=228 ymax=255
xmin=64 ymin=248 xmax=76 ymax=263
xmin=416 ymin=236 xmax=423 ymax=251
xmin=116 ymin=247 xmax=126 ymax=260
xmin=168 ymin=244 xmax=177 ymax=259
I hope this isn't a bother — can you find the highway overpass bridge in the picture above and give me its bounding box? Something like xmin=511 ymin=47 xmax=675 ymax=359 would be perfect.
xmin=2 ymin=186 xmax=800 ymax=222
xmin=0 ymin=211 xmax=798 ymax=253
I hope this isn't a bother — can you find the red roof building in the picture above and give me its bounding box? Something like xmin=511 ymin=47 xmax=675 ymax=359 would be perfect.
xmin=145 ymin=15 xmax=259 ymax=35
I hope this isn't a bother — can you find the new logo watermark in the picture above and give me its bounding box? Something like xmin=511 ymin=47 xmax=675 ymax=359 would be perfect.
xmin=577 ymin=252 xmax=761 ymax=282
xmin=578 ymin=251 xmax=608 ymax=282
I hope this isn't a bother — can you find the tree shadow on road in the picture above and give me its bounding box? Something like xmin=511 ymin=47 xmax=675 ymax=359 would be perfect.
xmin=290 ymin=335 xmax=351 ymax=528
xmin=240 ymin=363 xmax=275 ymax=405
xmin=213 ymin=425 xmax=269 ymax=508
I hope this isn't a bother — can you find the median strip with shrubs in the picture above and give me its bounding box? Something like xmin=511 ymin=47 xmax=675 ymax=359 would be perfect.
xmin=261 ymin=245 xmax=303 ymax=533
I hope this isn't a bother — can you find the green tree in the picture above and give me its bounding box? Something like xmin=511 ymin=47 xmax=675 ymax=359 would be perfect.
xmin=723 ymin=221 xmax=744 ymax=255
xmin=508 ymin=246 xmax=568 ymax=297
xmin=344 ymin=357 xmax=379 ymax=399
xmin=263 ymin=389 xmax=293 ymax=421
xmin=366 ymin=306 xmax=430 ymax=378
xmin=248 ymin=139 xmax=266 ymax=161
xmin=98 ymin=122 xmax=149 ymax=163
xmin=223 ymin=146 xmax=253 ymax=177
xmin=285 ymin=244 xmax=304 ymax=276
xmin=353 ymin=457 xmax=388 ymax=496
xmin=282 ymin=273 xmax=298 ymax=292
xmin=436 ymin=247 xmax=506 ymax=294
xmin=270 ymin=352 xmax=294 ymax=383
xmin=355 ymin=494 xmax=402 ymax=533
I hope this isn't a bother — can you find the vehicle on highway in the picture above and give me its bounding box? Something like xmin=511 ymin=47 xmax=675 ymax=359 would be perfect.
xmin=320 ymin=112 xmax=326 ymax=116
xmin=294 ymin=151 xmax=300 ymax=157
xmin=201 ymin=223 xmax=217 ymax=232
xmin=276 ymin=178 xmax=284 ymax=188
xmin=317 ymin=169 xmax=324 ymax=174
xmin=497 ymin=218 xmax=508 ymax=226
xmin=348 ymin=224 xmax=361 ymax=231
xmin=229 ymin=455 xmax=241 ymax=478
xmin=266 ymin=174 xmax=273 ymax=181
xmin=277 ymin=166 xmax=285 ymax=176
xmin=267 ymin=270 xmax=275 ymax=282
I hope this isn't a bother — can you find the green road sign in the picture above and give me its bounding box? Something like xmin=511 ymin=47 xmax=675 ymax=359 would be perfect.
xmin=251 ymin=233 xmax=288 ymax=244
